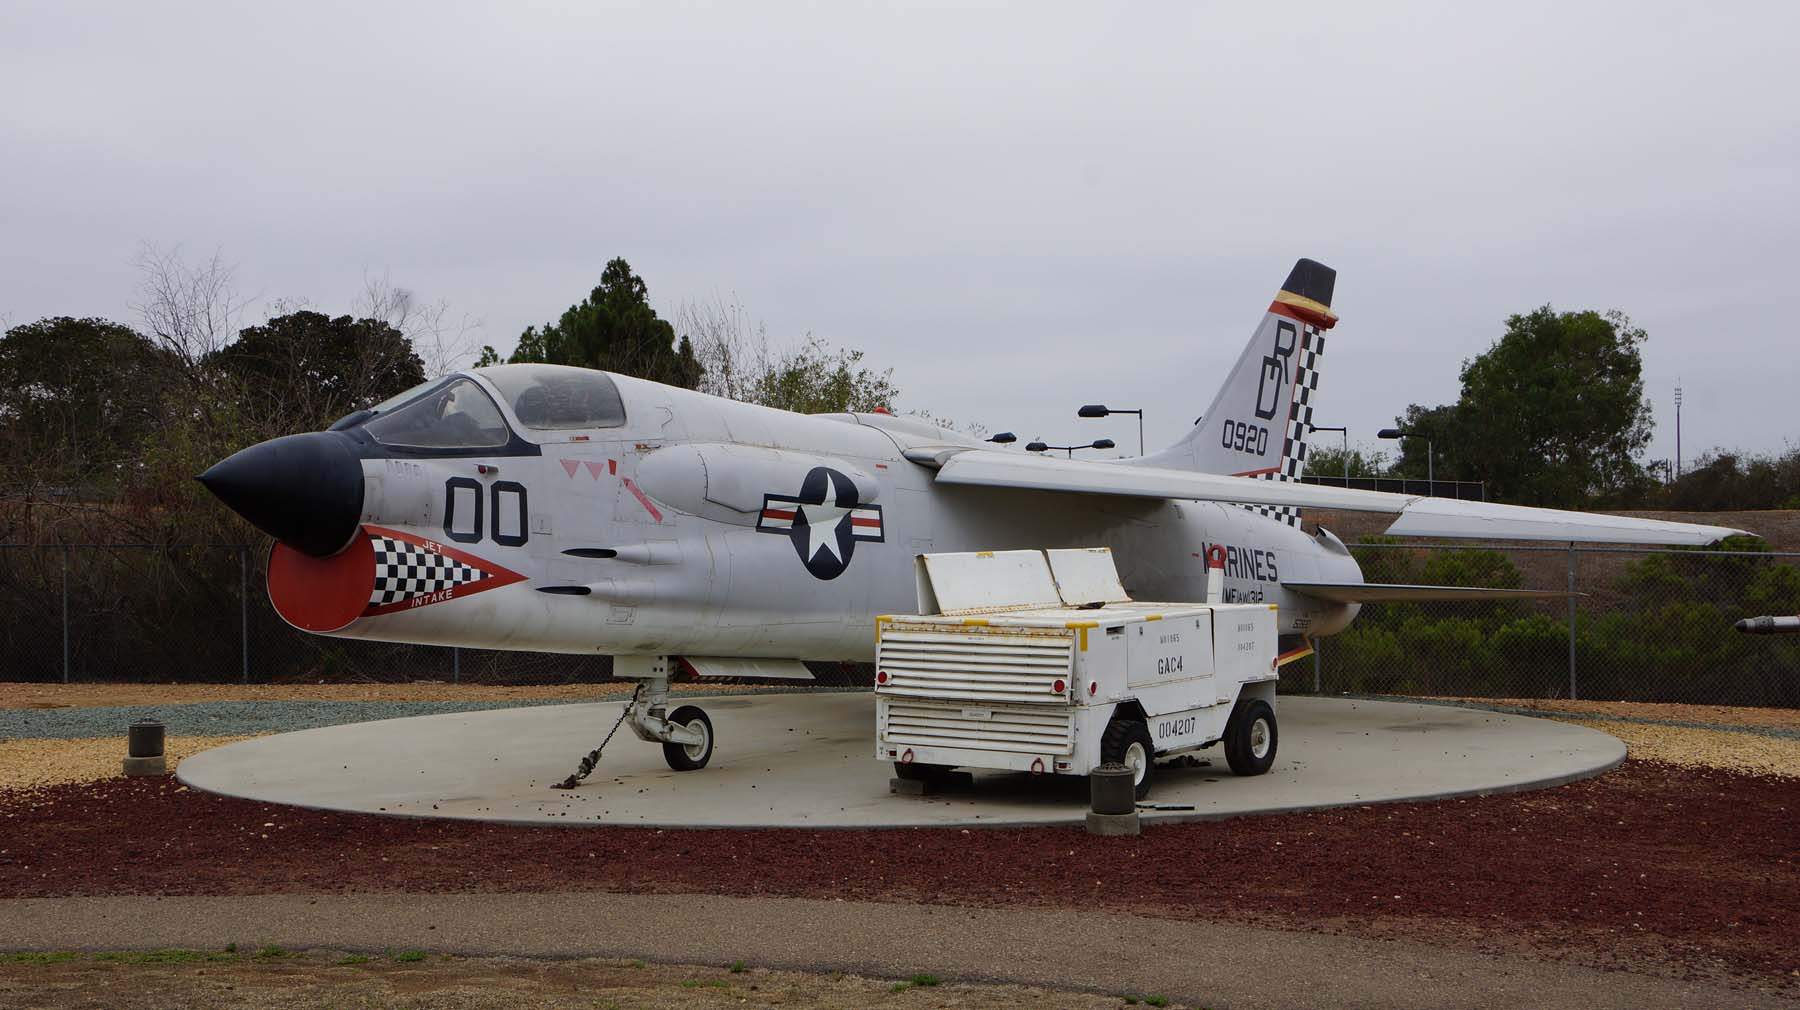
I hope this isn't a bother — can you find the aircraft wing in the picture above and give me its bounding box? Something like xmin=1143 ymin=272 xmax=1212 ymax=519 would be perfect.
xmin=922 ymin=449 xmax=1749 ymax=546
xmin=1283 ymin=583 xmax=1580 ymax=603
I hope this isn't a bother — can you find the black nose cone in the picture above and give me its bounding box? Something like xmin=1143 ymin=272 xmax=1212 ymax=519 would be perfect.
xmin=199 ymin=432 xmax=365 ymax=557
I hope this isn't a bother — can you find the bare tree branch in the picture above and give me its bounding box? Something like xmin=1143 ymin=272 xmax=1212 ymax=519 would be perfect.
xmin=355 ymin=270 xmax=483 ymax=376
xmin=130 ymin=242 xmax=251 ymax=367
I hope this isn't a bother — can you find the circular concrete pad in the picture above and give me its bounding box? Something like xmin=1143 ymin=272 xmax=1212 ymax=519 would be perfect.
xmin=178 ymin=694 xmax=1624 ymax=828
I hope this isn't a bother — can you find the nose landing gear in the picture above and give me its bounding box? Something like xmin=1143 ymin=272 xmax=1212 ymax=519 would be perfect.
xmin=550 ymin=655 xmax=715 ymax=789
xmin=617 ymin=657 xmax=715 ymax=771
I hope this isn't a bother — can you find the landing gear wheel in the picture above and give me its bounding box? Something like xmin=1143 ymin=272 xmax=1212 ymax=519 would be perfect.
xmin=661 ymin=705 xmax=714 ymax=771
xmin=893 ymin=761 xmax=958 ymax=782
xmin=1101 ymin=718 xmax=1155 ymax=799
xmin=1224 ymin=699 xmax=1277 ymax=776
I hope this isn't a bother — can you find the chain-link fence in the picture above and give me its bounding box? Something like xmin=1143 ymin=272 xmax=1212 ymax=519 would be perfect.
xmin=1280 ymin=542 xmax=1800 ymax=707
xmin=4 ymin=542 xmax=1798 ymax=704
xmin=0 ymin=543 xmax=870 ymax=686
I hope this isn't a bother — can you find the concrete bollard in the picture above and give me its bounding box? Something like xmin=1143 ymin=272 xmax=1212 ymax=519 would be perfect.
xmin=1085 ymin=763 xmax=1140 ymax=836
xmin=123 ymin=719 xmax=167 ymax=776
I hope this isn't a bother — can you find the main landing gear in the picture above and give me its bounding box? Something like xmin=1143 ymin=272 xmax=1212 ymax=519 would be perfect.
xmin=551 ymin=656 xmax=715 ymax=789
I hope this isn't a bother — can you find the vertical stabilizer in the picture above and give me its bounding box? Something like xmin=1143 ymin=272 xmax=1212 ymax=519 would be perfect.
xmin=1134 ymin=258 xmax=1338 ymax=525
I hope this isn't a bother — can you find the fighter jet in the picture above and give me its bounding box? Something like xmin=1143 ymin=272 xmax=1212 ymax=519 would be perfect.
xmin=199 ymin=259 xmax=1749 ymax=771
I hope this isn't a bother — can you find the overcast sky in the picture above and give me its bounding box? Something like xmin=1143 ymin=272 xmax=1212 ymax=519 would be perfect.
xmin=4 ymin=2 xmax=1795 ymax=470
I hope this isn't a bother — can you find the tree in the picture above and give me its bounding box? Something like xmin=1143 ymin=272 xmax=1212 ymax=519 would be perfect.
xmin=484 ymin=258 xmax=701 ymax=389
xmin=1394 ymin=307 xmax=1654 ymax=507
xmin=208 ymin=311 xmax=425 ymax=430
xmin=680 ymin=294 xmax=899 ymax=414
xmin=0 ymin=317 xmax=180 ymax=494
xmin=1658 ymin=449 xmax=1800 ymax=511
xmin=1303 ymin=446 xmax=1390 ymax=482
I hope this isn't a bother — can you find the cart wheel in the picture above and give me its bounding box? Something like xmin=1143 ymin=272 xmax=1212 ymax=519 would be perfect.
xmin=1101 ymin=718 xmax=1155 ymax=799
xmin=662 ymin=705 xmax=714 ymax=771
xmin=1224 ymin=699 xmax=1277 ymax=776
xmin=892 ymin=761 xmax=957 ymax=782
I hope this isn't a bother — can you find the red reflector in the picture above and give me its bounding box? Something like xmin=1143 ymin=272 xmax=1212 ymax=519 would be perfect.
xmin=1052 ymin=679 xmax=1066 ymax=694
xmin=876 ymin=670 xmax=889 ymax=684
xmin=1088 ymin=681 xmax=1097 ymax=696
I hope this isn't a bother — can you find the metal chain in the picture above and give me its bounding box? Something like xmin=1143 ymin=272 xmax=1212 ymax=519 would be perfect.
xmin=550 ymin=684 xmax=643 ymax=790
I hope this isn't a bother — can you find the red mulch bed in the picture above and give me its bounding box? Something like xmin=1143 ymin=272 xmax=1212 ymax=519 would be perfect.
xmin=3 ymin=761 xmax=1796 ymax=981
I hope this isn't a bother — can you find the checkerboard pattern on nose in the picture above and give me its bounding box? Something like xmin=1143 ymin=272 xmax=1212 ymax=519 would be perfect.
xmin=368 ymin=534 xmax=487 ymax=607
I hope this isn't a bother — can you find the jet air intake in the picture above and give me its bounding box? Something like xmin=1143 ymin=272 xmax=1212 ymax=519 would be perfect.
xmin=197 ymin=432 xmax=365 ymax=557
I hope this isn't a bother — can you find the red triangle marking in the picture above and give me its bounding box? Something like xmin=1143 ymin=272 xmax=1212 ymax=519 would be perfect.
xmin=584 ymin=461 xmax=605 ymax=480
xmin=358 ymin=525 xmax=529 ymax=618
xmin=560 ymin=459 xmax=579 ymax=478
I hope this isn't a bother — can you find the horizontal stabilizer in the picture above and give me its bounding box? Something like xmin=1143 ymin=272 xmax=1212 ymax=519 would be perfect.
xmin=1284 ymin=582 xmax=1581 ymax=603
xmin=927 ymin=449 xmax=1749 ymax=546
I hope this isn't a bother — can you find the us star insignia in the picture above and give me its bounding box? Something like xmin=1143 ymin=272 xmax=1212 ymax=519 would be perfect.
xmin=755 ymin=467 xmax=883 ymax=580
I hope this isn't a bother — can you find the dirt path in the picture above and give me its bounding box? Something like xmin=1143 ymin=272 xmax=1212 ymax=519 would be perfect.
xmin=0 ymin=947 xmax=1169 ymax=1010
xmin=4 ymin=892 xmax=1795 ymax=1010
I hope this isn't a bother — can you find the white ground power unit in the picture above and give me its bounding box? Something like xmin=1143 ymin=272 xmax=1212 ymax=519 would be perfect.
xmin=875 ymin=548 xmax=1282 ymax=798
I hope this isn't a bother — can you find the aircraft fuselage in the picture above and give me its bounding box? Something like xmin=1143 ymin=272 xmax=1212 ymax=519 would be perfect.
xmin=309 ymin=369 xmax=1362 ymax=661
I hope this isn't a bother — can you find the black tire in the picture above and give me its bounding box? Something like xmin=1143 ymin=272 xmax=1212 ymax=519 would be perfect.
xmin=892 ymin=761 xmax=957 ymax=782
xmin=1101 ymin=717 xmax=1156 ymax=799
xmin=661 ymin=705 xmax=714 ymax=771
xmin=1224 ymin=699 xmax=1277 ymax=776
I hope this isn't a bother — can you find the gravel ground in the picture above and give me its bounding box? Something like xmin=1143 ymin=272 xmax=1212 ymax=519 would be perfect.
xmin=0 ymin=689 xmax=801 ymax=741
xmin=3 ymin=761 xmax=1795 ymax=984
xmin=0 ymin=700 xmax=598 ymax=741
xmin=1448 ymin=697 xmax=1800 ymax=732
xmin=1 ymin=682 xmax=647 ymax=710
xmin=1567 ymin=720 xmax=1800 ymax=777
xmin=0 ymin=736 xmax=257 ymax=791
xmin=2 ymin=689 xmax=1798 ymax=989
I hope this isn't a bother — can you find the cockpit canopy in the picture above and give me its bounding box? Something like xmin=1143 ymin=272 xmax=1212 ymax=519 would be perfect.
xmin=476 ymin=364 xmax=627 ymax=430
xmin=354 ymin=365 xmax=628 ymax=451
xmin=362 ymin=376 xmax=510 ymax=450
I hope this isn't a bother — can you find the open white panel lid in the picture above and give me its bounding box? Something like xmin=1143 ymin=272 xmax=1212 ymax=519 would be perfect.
xmin=914 ymin=550 xmax=1062 ymax=616
xmin=1046 ymin=547 xmax=1130 ymax=607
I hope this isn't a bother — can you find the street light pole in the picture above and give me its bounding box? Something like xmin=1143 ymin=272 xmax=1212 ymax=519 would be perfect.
xmin=1077 ymin=405 xmax=1144 ymax=456
xmin=1377 ymin=427 xmax=1435 ymax=495
xmin=1031 ymin=438 xmax=1115 ymax=459
xmin=1309 ymin=424 xmax=1348 ymax=487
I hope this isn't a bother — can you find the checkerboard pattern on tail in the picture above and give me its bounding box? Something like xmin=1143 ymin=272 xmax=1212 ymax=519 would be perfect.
xmin=1244 ymin=325 xmax=1324 ymax=527
xmin=368 ymin=534 xmax=488 ymax=606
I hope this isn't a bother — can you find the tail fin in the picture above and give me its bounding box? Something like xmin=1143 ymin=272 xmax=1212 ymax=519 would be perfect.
xmin=1135 ymin=258 xmax=1337 ymax=523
